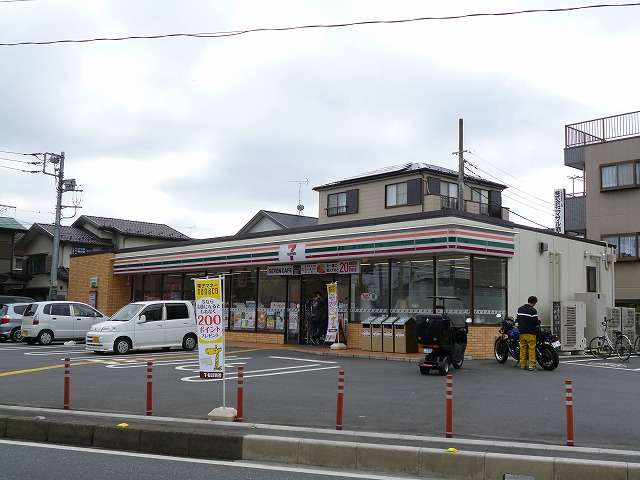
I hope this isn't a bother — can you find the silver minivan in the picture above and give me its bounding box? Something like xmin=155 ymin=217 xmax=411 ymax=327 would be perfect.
xmin=22 ymin=301 xmax=108 ymax=345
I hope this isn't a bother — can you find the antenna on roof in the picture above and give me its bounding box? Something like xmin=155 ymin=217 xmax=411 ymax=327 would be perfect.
xmin=288 ymin=179 xmax=309 ymax=215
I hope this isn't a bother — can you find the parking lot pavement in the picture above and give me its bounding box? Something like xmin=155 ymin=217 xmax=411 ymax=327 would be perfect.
xmin=3 ymin=341 xmax=640 ymax=479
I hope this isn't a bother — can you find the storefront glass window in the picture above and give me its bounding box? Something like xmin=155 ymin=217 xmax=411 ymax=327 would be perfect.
xmin=230 ymin=269 xmax=257 ymax=331
xmin=351 ymin=261 xmax=389 ymax=323
xmin=436 ymin=256 xmax=470 ymax=318
xmin=390 ymin=259 xmax=434 ymax=316
xmin=183 ymin=272 xmax=207 ymax=301
xmin=257 ymin=269 xmax=286 ymax=332
xmin=472 ymin=256 xmax=507 ymax=324
xmin=133 ymin=276 xmax=144 ymax=301
xmin=143 ymin=274 xmax=162 ymax=301
xmin=162 ymin=274 xmax=183 ymax=300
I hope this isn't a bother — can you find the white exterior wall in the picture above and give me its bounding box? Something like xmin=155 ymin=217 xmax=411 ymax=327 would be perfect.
xmin=509 ymin=227 xmax=615 ymax=326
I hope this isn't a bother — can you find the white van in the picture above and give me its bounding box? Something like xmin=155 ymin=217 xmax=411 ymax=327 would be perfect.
xmin=22 ymin=301 xmax=109 ymax=345
xmin=86 ymin=300 xmax=197 ymax=354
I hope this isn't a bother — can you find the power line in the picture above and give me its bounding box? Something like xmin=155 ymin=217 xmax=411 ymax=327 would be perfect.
xmin=466 ymin=151 xmax=554 ymax=206
xmin=464 ymin=159 xmax=553 ymax=210
xmin=1 ymin=3 xmax=639 ymax=47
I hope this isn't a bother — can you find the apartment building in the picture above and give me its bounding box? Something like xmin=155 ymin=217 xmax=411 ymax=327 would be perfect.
xmin=563 ymin=110 xmax=640 ymax=305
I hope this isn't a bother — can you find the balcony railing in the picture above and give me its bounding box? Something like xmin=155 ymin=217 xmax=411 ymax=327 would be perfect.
xmin=565 ymin=111 xmax=640 ymax=148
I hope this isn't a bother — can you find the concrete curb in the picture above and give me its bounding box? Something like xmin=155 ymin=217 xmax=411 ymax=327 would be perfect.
xmin=242 ymin=434 xmax=640 ymax=480
xmin=2 ymin=413 xmax=640 ymax=479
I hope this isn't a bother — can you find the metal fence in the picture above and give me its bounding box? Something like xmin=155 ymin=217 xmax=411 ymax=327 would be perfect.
xmin=565 ymin=111 xmax=640 ymax=148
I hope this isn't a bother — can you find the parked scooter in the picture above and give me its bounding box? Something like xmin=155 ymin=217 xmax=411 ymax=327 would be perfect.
xmin=494 ymin=316 xmax=561 ymax=371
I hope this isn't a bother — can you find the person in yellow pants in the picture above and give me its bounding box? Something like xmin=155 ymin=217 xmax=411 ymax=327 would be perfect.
xmin=517 ymin=296 xmax=541 ymax=371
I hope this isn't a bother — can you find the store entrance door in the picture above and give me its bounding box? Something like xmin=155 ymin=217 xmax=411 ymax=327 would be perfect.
xmin=301 ymin=276 xmax=333 ymax=345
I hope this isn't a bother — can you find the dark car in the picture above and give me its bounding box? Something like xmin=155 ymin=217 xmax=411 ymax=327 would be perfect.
xmin=0 ymin=295 xmax=34 ymax=304
xmin=0 ymin=302 xmax=30 ymax=342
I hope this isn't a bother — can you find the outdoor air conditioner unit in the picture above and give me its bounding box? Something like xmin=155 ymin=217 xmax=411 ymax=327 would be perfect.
xmin=606 ymin=307 xmax=621 ymax=339
xmin=622 ymin=307 xmax=636 ymax=343
xmin=558 ymin=301 xmax=586 ymax=351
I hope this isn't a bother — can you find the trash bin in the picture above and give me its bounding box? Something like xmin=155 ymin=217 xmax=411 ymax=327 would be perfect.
xmin=383 ymin=317 xmax=398 ymax=352
xmin=394 ymin=317 xmax=417 ymax=353
xmin=361 ymin=316 xmax=376 ymax=351
xmin=371 ymin=317 xmax=385 ymax=352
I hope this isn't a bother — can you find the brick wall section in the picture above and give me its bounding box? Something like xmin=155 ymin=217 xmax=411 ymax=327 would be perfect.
xmin=347 ymin=323 xmax=363 ymax=349
xmin=466 ymin=325 xmax=499 ymax=360
xmin=69 ymin=253 xmax=131 ymax=316
xmin=226 ymin=332 xmax=284 ymax=345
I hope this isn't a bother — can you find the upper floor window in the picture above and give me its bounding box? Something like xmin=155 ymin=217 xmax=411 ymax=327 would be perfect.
xmin=601 ymin=161 xmax=636 ymax=189
xmin=385 ymin=179 xmax=422 ymax=208
xmin=602 ymin=234 xmax=637 ymax=260
xmin=471 ymin=188 xmax=489 ymax=214
xmin=326 ymin=189 xmax=359 ymax=216
xmin=27 ymin=255 xmax=47 ymax=274
xmin=440 ymin=181 xmax=459 ymax=209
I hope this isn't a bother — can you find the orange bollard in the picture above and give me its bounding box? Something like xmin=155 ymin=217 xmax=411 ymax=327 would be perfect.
xmin=236 ymin=365 xmax=244 ymax=422
xmin=445 ymin=375 xmax=453 ymax=438
xmin=63 ymin=357 xmax=70 ymax=410
xmin=146 ymin=361 xmax=153 ymax=416
xmin=565 ymin=380 xmax=574 ymax=446
xmin=336 ymin=370 xmax=345 ymax=430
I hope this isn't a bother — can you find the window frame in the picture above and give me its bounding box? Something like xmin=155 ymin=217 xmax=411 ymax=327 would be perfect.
xmin=600 ymin=160 xmax=638 ymax=191
xmin=327 ymin=192 xmax=347 ymax=216
xmin=602 ymin=233 xmax=638 ymax=260
xmin=326 ymin=189 xmax=358 ymax=216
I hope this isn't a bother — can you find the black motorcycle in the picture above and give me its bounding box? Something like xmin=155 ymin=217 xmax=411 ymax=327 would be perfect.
xmin=494 ymin=317 xmax=561 ymax=371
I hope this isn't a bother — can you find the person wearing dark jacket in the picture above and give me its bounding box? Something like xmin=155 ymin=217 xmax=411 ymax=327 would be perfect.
xmin=309 ymin=292 xmax=328 ymax=346
xmin=517 ymin=296 xmax=541 ymax=371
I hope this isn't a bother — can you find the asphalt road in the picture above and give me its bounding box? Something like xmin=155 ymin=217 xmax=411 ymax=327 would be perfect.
xmin=0 ymin=439 xmax=426 ymax=480
xmin=1 ymin=342 xmax=640 ymax=450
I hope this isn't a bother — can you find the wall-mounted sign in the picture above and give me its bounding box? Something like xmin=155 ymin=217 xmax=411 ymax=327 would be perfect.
xmin=267 ymin=260 xmax=360 ymax=276
xmin=90 ymin=277 xmax=98 ymax=288
xmin=554 ymin=188 xmax=565 ymax=234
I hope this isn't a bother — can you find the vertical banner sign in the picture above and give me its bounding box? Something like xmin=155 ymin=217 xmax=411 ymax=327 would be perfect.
xmin=325 ymin=283 xmax=339 ymax=343
xmin=554 ymin=188 xmax=565 ymax=234
xmin=194 ymin=277 xmax=224 ymax=379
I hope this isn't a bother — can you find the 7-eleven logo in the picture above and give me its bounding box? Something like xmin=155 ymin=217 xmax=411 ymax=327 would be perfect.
xmin=279 ymin=243 xmax=305 ymax=262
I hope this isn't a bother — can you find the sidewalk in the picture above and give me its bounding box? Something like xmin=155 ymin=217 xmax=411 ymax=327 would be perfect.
xmin=227 ymin=340 xmax=425 ymax=362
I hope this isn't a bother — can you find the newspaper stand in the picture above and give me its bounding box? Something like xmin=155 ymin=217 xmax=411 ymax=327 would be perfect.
xmin=394 ymin=317 xmax=417 ymax=353
xmin=361 ymin=316 xmax=376 ymax=351
xmin=382 ymin=317 xmax=398 ymax=352
xmin=370 ymin=317 xmax=386 ymax=352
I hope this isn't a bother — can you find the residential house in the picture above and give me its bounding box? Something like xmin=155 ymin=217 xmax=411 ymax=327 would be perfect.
xmin=16 ymin=216 xmax=190 ymax=300
xmin=0 ymin=217 xmax=28 ymax=296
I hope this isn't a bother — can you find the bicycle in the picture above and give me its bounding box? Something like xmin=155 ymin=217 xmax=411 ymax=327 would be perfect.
xmin=588 ymin=317 xmax=632 ymax=361
xmin=634 ymin=332 xmax=640 ymax=356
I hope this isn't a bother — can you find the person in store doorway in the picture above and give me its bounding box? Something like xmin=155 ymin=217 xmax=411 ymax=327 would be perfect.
xmin=309 ymin=291 xmax=328 ymax=346
xmin=517 ymin=295 xmax=541 ymax=371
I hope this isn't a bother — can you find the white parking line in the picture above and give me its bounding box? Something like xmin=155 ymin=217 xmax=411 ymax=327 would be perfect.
xmin=269 ymin=355 xmax=338 ymax=364
xmin=181 ymin=365 xmax=340 ymax=382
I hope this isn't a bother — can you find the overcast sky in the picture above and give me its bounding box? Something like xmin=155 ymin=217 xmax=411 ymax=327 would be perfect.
xmin=1 ymin=1 xmax=638 ymax=239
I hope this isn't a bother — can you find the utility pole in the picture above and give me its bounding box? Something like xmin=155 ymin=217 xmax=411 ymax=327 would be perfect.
xmin=457 ymin=119 xmax=465 ymax=210
xmin=41 ymin=152 xmax=69 ymax=300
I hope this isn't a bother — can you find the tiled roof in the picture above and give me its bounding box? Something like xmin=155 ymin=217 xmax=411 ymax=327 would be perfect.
xmin=262 ymin=211 xmax=318 ymax=229
xmin=0 ymin=217 xmax=27 ymax=232
xmin=34 ymin=224 xmax=113 ymax=245
xmin=236 ymin=210 xmax=318 ymax=235
xmin=73 ymin=215 xmax=190 ymax=240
